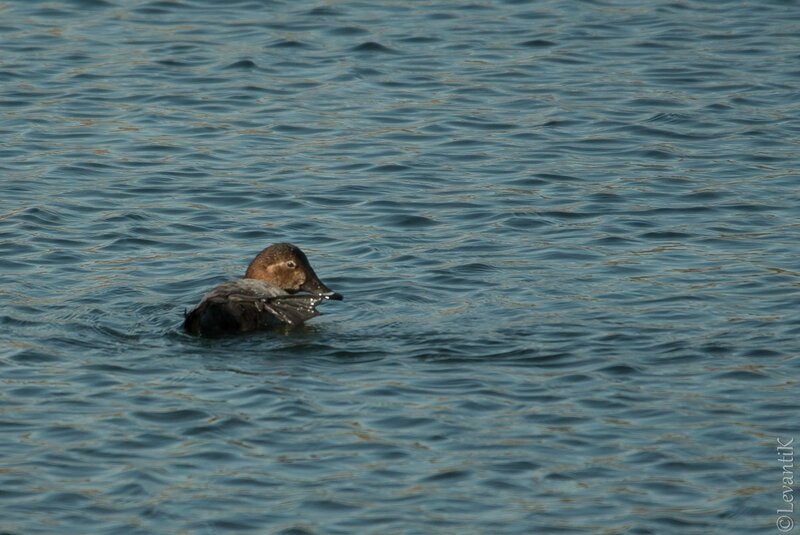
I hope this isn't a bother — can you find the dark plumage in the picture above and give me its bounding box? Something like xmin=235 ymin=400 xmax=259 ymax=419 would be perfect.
xmin=184 ymin=243 xmax=342 ymax=337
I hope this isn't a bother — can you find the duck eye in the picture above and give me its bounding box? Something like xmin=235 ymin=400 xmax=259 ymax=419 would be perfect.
xmin=286 ymin=261 xmax=297 ymax=269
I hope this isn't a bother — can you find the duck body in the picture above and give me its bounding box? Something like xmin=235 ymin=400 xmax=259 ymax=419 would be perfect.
xmin=184 ymin=243 xmax=342 ymax=337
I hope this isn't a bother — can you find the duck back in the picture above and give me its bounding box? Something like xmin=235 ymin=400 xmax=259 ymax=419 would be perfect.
xmin=184 ymin=279 xmax=328 ymax=336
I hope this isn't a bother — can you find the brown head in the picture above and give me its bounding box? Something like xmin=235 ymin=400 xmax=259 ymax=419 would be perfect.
xmin=244 ymin=243 xmax=342 ymax=299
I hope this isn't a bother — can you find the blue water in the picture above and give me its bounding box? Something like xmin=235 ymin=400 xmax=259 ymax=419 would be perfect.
xmin=1 ymin=1 xmax=798 ymax=533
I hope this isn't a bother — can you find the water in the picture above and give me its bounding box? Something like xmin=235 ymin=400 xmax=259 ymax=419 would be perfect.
xmin=1 ymin=0 xmax=798 ymax=533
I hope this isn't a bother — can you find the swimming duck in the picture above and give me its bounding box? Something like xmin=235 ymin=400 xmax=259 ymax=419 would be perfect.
xmin=184 ymin=243 xmax=343 ymax=336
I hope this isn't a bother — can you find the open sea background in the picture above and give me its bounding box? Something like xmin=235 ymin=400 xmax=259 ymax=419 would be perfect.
xmin=1 ymin=1 xmax=798 ymax=533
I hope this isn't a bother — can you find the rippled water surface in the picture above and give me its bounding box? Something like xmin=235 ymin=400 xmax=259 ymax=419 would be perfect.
xmin=2 ymin=1 xmax=799 ymax=533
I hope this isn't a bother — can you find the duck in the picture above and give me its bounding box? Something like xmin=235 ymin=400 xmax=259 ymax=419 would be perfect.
xmin=184 ymin=243 xmax=343 ymax=336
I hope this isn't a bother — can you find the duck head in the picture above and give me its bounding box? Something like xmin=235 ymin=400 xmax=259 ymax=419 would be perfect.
xmin=244 ymin=243 xmax=343 ymax=300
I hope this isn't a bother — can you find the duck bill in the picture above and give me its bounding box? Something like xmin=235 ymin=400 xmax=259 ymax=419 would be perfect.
xmin=301 ymin=273 xmax=343 ymax=300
